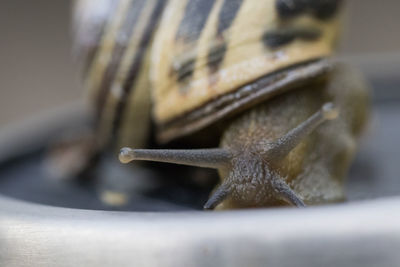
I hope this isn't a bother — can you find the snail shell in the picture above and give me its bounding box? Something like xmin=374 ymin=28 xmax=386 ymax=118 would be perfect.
xmin=74 ymin=0 xmax=369 ymax=209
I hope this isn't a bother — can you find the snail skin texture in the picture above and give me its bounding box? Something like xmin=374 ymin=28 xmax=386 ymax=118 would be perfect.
xmin=73 ymin=0 xmax=369 ymax=209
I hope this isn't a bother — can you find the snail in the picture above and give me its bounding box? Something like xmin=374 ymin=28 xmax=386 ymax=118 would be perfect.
xmin=72 ymin=0 xmax=369 ymax=210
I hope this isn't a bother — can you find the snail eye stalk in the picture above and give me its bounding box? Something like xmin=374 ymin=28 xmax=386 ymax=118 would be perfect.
xmin=262 ymin=102 xmax=338 ymax=162
xmin=119 ymin=147 xmax=232 ymax=169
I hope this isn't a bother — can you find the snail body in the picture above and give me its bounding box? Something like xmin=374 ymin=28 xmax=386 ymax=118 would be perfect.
xmin=74 ymin=0 xmax=369 ymax=209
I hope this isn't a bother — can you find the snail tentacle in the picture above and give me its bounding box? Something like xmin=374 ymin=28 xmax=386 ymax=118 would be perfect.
xmin=262 ymin=102 xmax=338 ymax=162
xmin=272 ymin=177 xmax=306 ymax=207
xmin=119 ymin=147 xmax=232 ymax=169
xmin=203 ymin=182 xmax=231 ymax=210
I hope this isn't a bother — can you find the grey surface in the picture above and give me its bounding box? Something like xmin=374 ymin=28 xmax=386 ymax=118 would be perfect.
xmin=0 ymin=195 xmax=400 ymax=267
xmin=347 ymin=104 xmax=400 ymax=201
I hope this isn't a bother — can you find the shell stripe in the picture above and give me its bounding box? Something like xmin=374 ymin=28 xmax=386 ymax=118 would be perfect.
xmin=83 ymin=26 xmax=106 ymax=77
xmin=84 ymin=0 xmax=132 ymax=109
xmin=174 ymin=0 xmax=244 ymax=83
xmin=94 ymin=0 xmax=164 ymax=148
xmin=208 ymin=0 xmax=243 ymax=74
xmin=216 ymin=0 xmax=243 ymax=35
xmin=174 ymin=0 xmax=244 ymax=82
xmin=79 ymin=0 xmax=119 ymax=76
xmin=175 ymin=0 xmax=216 ymax=42
xmin=276 ymin=0 xmax=342 ymax=20
xmin=173 ymin=0 xmax=216 ymax=84
xmin=262 ymin=27 xmax=322 ymax=49
xmin=110 ymin=0 xmax=166 ymax=145
xmin=95 ymin=0 xmax=146 ymax=120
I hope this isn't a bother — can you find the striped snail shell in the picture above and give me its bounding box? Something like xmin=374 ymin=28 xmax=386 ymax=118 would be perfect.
xmin=73 ymin=0 xmax=369 ymax=210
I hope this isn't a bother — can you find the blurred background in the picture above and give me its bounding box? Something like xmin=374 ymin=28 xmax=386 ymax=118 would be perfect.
xmin=0 ymin=0 xmax=399 ymax=128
